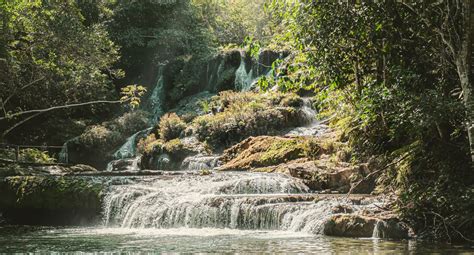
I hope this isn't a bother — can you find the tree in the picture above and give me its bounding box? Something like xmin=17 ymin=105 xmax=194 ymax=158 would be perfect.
xmin=0 ymin=0 xmax=122 ymax=144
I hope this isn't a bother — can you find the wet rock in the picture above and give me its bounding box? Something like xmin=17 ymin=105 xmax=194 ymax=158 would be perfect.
xmin=331 ymin=205 xmax=354 ymax=214
xmin=372 ymin=218 xmax=410 ymax=239
xmin=67 ymin=164 xmax=98 ymax=173
xmin=323 ymin=214 xmax=377 ymax=238
xmin=181 ymin=154 xmax=220 ymax=170
xmin=322 ymin=214 xmax=409 ymax=239
xmin=141 ymin=136 xmax=206 ymax=170
xmin=106 ymin=158 xmax=140 ymax=171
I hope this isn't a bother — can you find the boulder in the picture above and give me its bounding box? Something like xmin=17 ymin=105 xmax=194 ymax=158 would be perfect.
xmin=323 ymin=214 xmax=378 ymax=237
xmin=323 ymin=214 xmax=409 ymax=239
xmin=372 ymin=218 xmax=410 ymax=239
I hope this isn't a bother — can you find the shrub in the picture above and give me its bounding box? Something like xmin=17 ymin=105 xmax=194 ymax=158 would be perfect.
xmin=302 ymin=138 xmax=322 ymax=159
xmin=280 ymin=93 xmax=303 ymax=107
xmin=79 ymin=125 xmax=122 ymax=151
xmin=163 ymin=138 xmax=184 ymax=154
xmin=137 ymin=134 xmax=163 ymax=154
xmin=192 ymin=91 xmax=303 ymax=148
xmin=159 ymin=113 xmax=186 ymax=141
xmin=113 ymin=110 xmax=150 ymax=135
xmin=19 ymin=148 xmax=56 ymax=164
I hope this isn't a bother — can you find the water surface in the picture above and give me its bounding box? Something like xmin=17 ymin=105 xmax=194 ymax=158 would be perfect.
xmin=0 ymin=226 xmax=472 ymax=254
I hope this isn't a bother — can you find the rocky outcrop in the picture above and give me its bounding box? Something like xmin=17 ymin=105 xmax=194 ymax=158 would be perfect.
xmin=266 ymin=159 xmax=373 ymax=193
xmin=140 ymin=136 xmax=207 ymax=170
xmin=65 ymin=111 xmax=150 ymax=169
xmin=323 ymin=214 xmax=378 ymax=237
xmin=322 ymin=214 xmax=410 ymax=239
xmin=0 ymin=176 xmax=104 ymax=225
xmin=218 ymin=135 xmax=376 ymax=193
xmin=219 ymin=136 xmax=310 ymax=171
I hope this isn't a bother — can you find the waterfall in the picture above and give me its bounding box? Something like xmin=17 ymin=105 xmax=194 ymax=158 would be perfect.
xmin=113 ymin=128 xmax=151 ymax=160
xmin=102 ymin=172 xmax=380 ymax=233
xmin=286 ymin=97 xmax=328 ymax=137
xmin=180 ymin=155 xmax=220 ymax=170
xmin=150 ymin=66 xmax=165 ymax=123
xmin=235 ymin=52 xmax=255 ymax=91
xmin=59 ymin=137 xmax=81 ymax=163
xmin=108 ymin=66 xmax=164 ymax=166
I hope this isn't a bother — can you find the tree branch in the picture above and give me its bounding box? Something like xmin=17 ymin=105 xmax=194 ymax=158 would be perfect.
xmin=2 ymin=112 xmax=43 ymax=139
xmin=0 ymin=99 xmax=128 ymax=121
xmin=3 ymin=76 xmax=45 ymax=106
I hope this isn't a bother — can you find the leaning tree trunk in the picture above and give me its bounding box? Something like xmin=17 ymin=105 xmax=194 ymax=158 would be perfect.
xmin=459 ymin=0 xmax=474 ymax=164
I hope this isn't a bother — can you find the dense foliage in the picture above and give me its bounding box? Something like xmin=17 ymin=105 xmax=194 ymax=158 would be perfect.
xmin=2 ymin=0 xmax=473 ymax=243
xmin=0 ymin=0 xmax=121 ymax=144
xmin=263 ymin=1 xmax=474 ymax=242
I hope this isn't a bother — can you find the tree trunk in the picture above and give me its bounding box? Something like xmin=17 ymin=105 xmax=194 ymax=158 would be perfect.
xmin=459 ymin=0 xmax=474 ymax=164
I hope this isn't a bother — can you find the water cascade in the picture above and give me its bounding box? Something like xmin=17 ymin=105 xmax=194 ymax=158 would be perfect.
xmin=150 ymin=66 xmax=166 ymax=123
xmin=286 ymin=97 xmax=329 ymax=137
xmin=234 ymin=52 xmax=255 ymax=91
xmin=180 ymin=154 xmax=220 ymax=170
xmin=102 ymin=172 xmax=382 ymax=233
xmin=113 ymin=128 xmax=151 ymax=160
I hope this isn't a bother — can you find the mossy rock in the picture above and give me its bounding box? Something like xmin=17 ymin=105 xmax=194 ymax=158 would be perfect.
xmin=219 ymin=136 xmax=317 ymax=171
xmin=0 ymin=176 xmax=104 ymax=225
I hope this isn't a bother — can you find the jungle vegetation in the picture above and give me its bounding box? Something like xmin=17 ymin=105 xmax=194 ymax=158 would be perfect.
xmin=0 ymin=0 xmax=473 ymax=242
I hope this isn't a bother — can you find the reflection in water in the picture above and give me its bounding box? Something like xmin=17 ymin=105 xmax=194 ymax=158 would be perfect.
xmin=0 ymin=226 xmax=472 ymax=254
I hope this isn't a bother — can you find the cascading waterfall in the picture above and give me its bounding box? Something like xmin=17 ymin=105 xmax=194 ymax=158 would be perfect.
xmin=102 ymin=172 xmax=382 ymax=234
xmin=150 ymin=66 xmax=165 ymax=123
xmin=286 ymin=97 xmax=329 ymax=137
xmin=107 ymin=67 xmax=165 ymax=169
xmin=235 ymin=52 xmax=255 ymax=91
xmin=180 ymin=154 xmax=220 ymax=170
xmin=59 ymin=137 xmax=77 ymax=163
xmin=113 ymin=128 xmax=151 ymax=160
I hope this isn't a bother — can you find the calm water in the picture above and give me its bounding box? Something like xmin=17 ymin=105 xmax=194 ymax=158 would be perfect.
xmin=0 ymin=226 xmax=473 ymax=254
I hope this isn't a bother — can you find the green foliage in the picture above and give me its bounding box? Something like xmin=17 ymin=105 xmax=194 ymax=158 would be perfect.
xmin=120 ymin=85 xmax=147 ymax=109
xmin=0 ymin=0 xmax=121 ymax=143
xmin=163 ymin=138 xmax=184 ymax=155
xmin=158 ymin=113 xmax=186 ymax=141
xmin=107 ymin=0 xmax=216 ymax=82
xmin=19 ymin=148 xmax=55 ymax=164
xmin=242 ymin=36 xmax=261 ymax=59
xmin=193 ymin=0 xmax=270 ymax=45
xmin=260 ymin=139 xmax=304 ymax=165
xmin=137 ymin=134 xmax=162 ymax=155
xmin=266 ymin=1 xmax=472 ymax=241
xmin=192 ymin=91 xmax=303 ymax=147
xmin=77 ymin=110 xmax=149 ymax=154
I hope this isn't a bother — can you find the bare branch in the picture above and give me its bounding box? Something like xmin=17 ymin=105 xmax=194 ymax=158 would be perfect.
xmin=2 ymin=112 xmax=43 ymax=139
xmin=3 ymin=76 xmax=45 ymax=106
xmin=0 ymin=99 xmax=128 ymax=121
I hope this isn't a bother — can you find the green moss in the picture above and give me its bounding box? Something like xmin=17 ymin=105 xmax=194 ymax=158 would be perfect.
xmin=0 ymin=176 xmax=103 ymax=210
xmin=261 ymin=139 xmax=304 ymax=165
